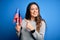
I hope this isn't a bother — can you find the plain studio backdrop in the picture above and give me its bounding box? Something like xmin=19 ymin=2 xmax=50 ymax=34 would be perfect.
xmin=0 ymin=0 xmax=60 ymax=40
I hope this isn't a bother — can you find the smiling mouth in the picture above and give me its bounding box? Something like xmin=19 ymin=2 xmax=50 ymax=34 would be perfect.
xmin=33 ymin=12 xmax=38 ymax=15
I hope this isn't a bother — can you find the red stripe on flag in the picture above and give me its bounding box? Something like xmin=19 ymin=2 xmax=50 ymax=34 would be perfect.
xmin=13 ymin=13 xmax=22 ymax=24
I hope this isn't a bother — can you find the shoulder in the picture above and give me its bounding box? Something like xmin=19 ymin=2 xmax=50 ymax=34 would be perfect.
xmin=41 ymin=19 xmax=46 ymax=24
xmin=21 ymin=18 xmax=27 ymax=28
xmin=41 ymin=19 xmax=46 ymax=27
xmin=21 ymin=18 xmax=26 ymax=24
xmin=40 ymin=19 xmax=46 ymax=32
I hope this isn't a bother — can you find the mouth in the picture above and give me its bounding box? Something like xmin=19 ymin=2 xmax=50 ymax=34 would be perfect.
xmin=33 ymin=12 xmax=38 ymax=15
xmin=33 ymin=14 xmax=38 ymax=17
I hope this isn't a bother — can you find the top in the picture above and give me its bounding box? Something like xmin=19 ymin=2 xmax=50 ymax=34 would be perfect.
xmin=16 ymin=19 xmax=46 ymax=40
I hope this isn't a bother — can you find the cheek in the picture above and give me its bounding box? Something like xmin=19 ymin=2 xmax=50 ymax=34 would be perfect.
xmin=30 ymin=10 xmax=34 ymax=15
xmin=36 ymin=10 xmax=39 ymax=13
xmin=30 ymin=10 xmax=34 ymax=14
xmin=34 ymin=10 xmax=39 ymax=16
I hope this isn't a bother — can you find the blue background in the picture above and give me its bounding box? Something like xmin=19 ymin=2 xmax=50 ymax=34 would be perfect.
xmin=0 ymin=0 xmax=60 ymax=40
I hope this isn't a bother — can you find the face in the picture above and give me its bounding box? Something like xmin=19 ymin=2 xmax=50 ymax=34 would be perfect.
xmin=30 ymin=4 xmax=39 ymax=17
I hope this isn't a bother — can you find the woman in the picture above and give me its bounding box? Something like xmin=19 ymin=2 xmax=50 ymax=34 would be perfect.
xmin=16 ymin=2 xmax=46 ymax=40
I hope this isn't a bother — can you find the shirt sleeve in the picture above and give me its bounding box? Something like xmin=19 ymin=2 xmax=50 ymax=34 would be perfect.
xmin=31 ymin=21 xmax=46 ymax=40
xmin=16 ymin=27 xmax=22 ymax=38
xmin=16 ymin=19 xmax=25 ymax=38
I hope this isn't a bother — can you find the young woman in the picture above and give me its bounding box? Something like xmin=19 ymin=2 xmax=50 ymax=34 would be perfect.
xmin=16 ymin=2 xmax=46 ymax=40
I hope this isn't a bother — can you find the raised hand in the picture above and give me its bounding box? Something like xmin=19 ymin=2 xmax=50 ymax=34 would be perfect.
xmin=25 ymin=20 xmax=35 ymax=31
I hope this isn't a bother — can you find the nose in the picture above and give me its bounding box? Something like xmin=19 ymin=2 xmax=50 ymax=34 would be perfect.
xmin=34 ymin=9 xmax=36 ymax=12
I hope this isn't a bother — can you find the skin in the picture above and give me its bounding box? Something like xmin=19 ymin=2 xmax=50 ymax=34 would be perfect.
xmin=16 ymin=4 xmax=39 ymax=32
xmin=30 ymin=4 xmax=39 ymax=20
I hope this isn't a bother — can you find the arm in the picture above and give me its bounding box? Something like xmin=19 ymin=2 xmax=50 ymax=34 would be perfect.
xmin=16 ymin=19 xmax=25 ymax=38
xmin=31 ymin=21 xmax=46 ymax=40
xmin=16 ymin=27 xmax=22 ymax=38
xmin=15 ymin=21 xmax=22 ymax=38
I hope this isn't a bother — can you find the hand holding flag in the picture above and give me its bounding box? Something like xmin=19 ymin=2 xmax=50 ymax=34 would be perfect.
xmin=14 ymin=8 xmax=22 ymax=32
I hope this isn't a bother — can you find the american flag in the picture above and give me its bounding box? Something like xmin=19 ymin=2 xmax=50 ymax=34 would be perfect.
xmin=13 ymin=9 xmax=22 ymax=25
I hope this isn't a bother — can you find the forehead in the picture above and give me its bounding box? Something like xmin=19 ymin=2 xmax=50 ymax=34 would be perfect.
xmin=30 ymin=4 xmax=38 ymax=8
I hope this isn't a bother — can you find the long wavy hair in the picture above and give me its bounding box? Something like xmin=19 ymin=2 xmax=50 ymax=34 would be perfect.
xmin=25 ymin=2 xmax=43 ymax=32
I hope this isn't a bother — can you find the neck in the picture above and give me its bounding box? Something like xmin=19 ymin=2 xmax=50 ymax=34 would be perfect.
xmin=31 ymin=16 xmax=35 ymax=21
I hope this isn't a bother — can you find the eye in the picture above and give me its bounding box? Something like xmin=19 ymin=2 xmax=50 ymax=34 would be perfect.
xmin=31 ymin=8 xmax=34 ymax=10
xmin=36 ymin=8 xmax=38 ymax=10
